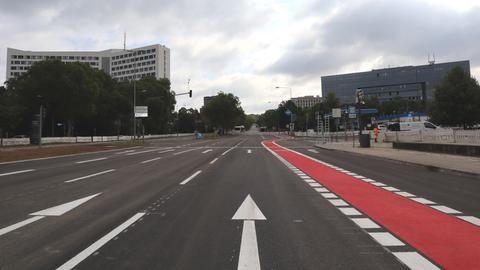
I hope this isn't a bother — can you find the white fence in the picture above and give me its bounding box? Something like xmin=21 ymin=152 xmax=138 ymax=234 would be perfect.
xmin=383 ymin=129 xmax=480 ymax=145
xmin=0 ymin=133 xmax=194 ymax=147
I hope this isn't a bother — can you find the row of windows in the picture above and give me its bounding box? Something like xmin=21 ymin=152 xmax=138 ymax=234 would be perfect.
xmin=11 ymin=60 xmax=99 ymax=66
xmin=116 ymin=72 xmax=157 ymax=81
xmin=111 ymin=54 xmax=156 ymax=65
xmin=111 ymin=67 xmax=155 ymax=76
xmin=111 ymin=60 xmax=156 ymax=71
xmin=111 ymin=49 xmax=156 ymax=60
xmin=11 ymin=54 xmax=99 ymax=61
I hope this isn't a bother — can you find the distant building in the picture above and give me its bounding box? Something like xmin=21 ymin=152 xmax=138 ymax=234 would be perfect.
xmin=203 ymin=96 xmax=216 ymax=106
xmin=291 ymin=95 xmax=323 ymax=108
xmin=321 ymin=60 xmax=470 ymax=104
xmin=6 ymin=44 xmax=170 ymax=82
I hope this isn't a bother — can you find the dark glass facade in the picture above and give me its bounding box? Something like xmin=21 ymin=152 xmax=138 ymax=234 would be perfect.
xmin=321 ymin=60 xmax=470 ymax=104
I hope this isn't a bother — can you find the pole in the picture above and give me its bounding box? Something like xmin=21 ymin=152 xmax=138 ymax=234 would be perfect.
xmin=39 ymin=104 xmax=43 ymax=146
xmin=132 ymin=51 xmax=137 ymax=140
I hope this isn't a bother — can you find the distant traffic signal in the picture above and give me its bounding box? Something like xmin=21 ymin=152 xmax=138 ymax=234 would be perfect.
xmin=189 ymin=90 xmax=193 ymax=98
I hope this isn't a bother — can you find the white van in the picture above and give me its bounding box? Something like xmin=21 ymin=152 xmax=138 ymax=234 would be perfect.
xmin=387 ymin=121 xmax=440 ymax=131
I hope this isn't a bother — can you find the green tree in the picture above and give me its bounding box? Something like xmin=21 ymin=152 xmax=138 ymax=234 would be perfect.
xmin=177 ymin=107 xmax=201 ymax=133
xmin=200 ymin=92 xmax=245 ymax=134
xmin=0 ymin=86 xmax=25 ymax=137
xmin=429 ymin=66 xmax=480 ymax=127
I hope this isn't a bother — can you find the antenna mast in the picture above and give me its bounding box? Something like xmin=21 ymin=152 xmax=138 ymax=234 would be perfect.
xmin=123 ymin=32 xmax=126 ymax=50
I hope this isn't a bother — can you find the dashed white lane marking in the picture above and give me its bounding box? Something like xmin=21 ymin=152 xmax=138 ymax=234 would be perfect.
xmin=368 ymin=232 xmax=405 ymax=246
xmin=430 ymin=205 xmax=461 ymax=214
xmin=314 ymin=187 xmax=328 ymax=192
xmin=209 ymin=158 xmax=219 ymax=164
xmin=140 ymin=157 xmax=162 ymax=164
xmin=300 ymin=175 xmax=310 ymax=179
xmin=0 ymin=216 xmax=45 ymax=237
xmin=202 ymin=149 xmax=213 ymax=154
xmin=247 ymin=149 xmax=252 ymax=154
xmin=174 ymin=148 xmax=202 ymax=155
xmin=179 ymin=170 xmax=202 ymax=185
xmin=371 ymin=182 xmax=386 ymax=187
xmin=411 ymin=197 xmax=436 ymax=205
xmin=328 ymin=199 xmax=348 ymax=206
xmin=321 ymin=193 xmax=338 ymax=199
xmin=158 ymin=149 xmax=175 ymax=154
xmin=125 ymin=149 xmax=160 ymax=156
xmin=75 ymin=157 xmax=107 ymax=164
xmin=65 ymin=170 xmax=116 ymax=183
xmin=338 ymin=207 xmax=362 ymax=216
xmin=351 ymin=218 xmax=381 ymax=229
xmin=395 ymin=191 xmax=415 ymax=197
xmin=57 ymin=212 xmax=145 ymax=270
xmin=309 ymin=182 xmax=322 ymax=187
xmin=458 ymin=216 xmax=480 ymax=226
xmin=304 ymin=179 xmax=316 ymax=183
xmin=361 ymin=178 xmax=375 ymax=182
xmin=392 ymin=252 xmax=440 ymax=270
xmin=0 ymin=169 xmax=36 ymax=177
xmin=307 ymin=149 xmax=319 ymax=153
xmin=382 ymin=186 xmax=400 ymax=192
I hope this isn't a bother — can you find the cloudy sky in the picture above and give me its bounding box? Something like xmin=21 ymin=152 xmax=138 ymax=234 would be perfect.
xmin=1 ymin=0 xmax=479 ymax=113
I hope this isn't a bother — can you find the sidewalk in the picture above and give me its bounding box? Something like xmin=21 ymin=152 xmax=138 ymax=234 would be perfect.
xmin=314 ymin=141 xmax=480 ymax=176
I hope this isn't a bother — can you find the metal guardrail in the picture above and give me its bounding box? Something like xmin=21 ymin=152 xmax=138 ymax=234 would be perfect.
xmin=0 ymin=133 xmax=194 ymax=147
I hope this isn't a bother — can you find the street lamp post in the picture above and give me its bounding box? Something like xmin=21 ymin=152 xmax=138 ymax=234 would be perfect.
xmin=125 ymin=49 xmax=147 ymax=139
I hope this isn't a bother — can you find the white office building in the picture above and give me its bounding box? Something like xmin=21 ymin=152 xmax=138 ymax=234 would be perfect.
xmin=291 ymin=95 xmax=323 ymax=108
xmin=6 ymin=44 xmax=170 ymax=82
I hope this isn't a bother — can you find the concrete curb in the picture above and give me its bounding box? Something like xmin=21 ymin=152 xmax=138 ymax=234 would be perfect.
xmin=314 ymin=144 xmax=480 ymax=178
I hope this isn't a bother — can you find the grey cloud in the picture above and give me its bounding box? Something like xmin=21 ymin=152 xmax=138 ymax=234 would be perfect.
xmin=265 ymin=0 xmax=480 ymax=79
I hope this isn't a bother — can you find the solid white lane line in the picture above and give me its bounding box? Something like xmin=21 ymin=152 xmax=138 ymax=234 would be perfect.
xmin=328 ymin=199 xmax=349 ymax=206
xmin=180 ymin=170 xmax=202 ymax=185
xmin=209 ymin=158 xmax=219 ymax=164
xmin=411 ymin=197 xmax=436 ymax=205
xmin=458 ymin=216 xmax=480 ymax=226
xmin=368 ymin=232 xmax=405 ymax=246
xmin=56 ymin=212 xmax=145 ymax=270
xmin=158 ymin=149 xmax=175 ymax=154
xmin=126 ymin=149 xmax=161 ymax=156
xmin=0 ymin=216 xmax=45 ymax=237
xmin=237 ymin=220 xmax=261 ymax=270
xmin=0 ymin=169 xmax=35 ymax=177
xmin=392 ymin=252 xmax=440 ymax=270
xmin=75 ymin=157 xmax=107 ymax=164
xmin=140 ymin=157 xmax=161 ymax=164
xmin=65 ymin=170 xmax=115 ymax=183
xmin=174 ymin=148 xmax=201 ymax=155
xmin=202 ymin=149 xmax=213 ymax=154
xmin=338 ymin=207 xmax=362 ymax=216
xmin=351 ymin=218 xmax=380 ymax=229
xmin=395 ymin=191 xmax=415 ymax=197
xmin=430 ymin=205 xmax=462 ymax=214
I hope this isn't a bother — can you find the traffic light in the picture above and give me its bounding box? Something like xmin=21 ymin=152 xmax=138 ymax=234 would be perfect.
xmin=189 ymin=90 xmax=193 ymax=98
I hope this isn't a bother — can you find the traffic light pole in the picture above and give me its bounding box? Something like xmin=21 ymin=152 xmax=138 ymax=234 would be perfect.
xmin=39 ymin=104 xmax=43 ymax=146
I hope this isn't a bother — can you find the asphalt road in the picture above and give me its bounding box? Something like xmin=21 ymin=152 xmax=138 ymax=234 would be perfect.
xmin=0 ymin=134 xmax=478 ymax=269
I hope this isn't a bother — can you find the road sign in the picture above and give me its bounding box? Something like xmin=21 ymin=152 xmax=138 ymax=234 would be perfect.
xmin=285 ymin=109 xmax=292 ymax=116
xmin=349 ymin=113 xmax=357 ymax=119
xmin=332 ymin=108 xmax=341 ymax=118
xmin=135 ymin=106 xmax=148 ymax=118
xmin=348 ymin=106 xmax=356 ymax=114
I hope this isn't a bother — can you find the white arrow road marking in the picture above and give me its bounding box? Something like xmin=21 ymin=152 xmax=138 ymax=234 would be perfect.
xmin=75 ymin=157 xmax=107 ymax=164
xmin=0 ymin=216 xmax=45 ymax=237
xmin=0 ymin=169 xmax=35 ymax=177
xmin=232 ymin=195 xmax=266 ymax=270
xmin=202 ymin=149 xmax=213 ymax=154
xmin=0 ymin=193 xmax=101 ymax=237
xmin=30 ymin=193 xmax=101 ymax=216
xmin=247 ymin=149 xmax=252 ymax=154
xmin=57 ymin=212 xmax=145 ymax=270
xmin=308 ymin=149 xmax=319 ymax=153
xmin=65 ymin=170 xmax=115 ymax=183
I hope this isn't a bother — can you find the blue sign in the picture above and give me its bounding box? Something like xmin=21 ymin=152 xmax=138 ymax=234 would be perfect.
xmin=359 ymin=108 xmax=378 ymax=115
xmin=285 ymin=109 xmax=292 ymax=116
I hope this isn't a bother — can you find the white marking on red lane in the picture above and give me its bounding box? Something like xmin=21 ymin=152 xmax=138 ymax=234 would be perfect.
xmin=430 ymin=205 xmax=461 ymax=214
xmin=351 ymin=218 xmax=380 ymax=229
xmin=393 ymin=252 xmax=440 ymax=270
xmin=395 ymin=191 xmax=415 ymax=197
xmin=57 ymin=212 xmax=145 ymax=270
xmin=411 ymin=198 xmax=436 ymax=205
xmin=65 ymin=170 xmax=115 ymax=183
xmin=321 ymin=193 xmax=338 ymax=199
xmin=458 ymin=216 xmax=480 ymax=226
xmin=0 ymin=169 xmax=35 ymax=177
xmin=328 ymin=199 xmax=348 ymax=206
xmin=179 ymin=170 xmax=202 ymax=185
xmin=75 ymin=157 xmax=107 ymax=164
xmin=338 ymin=207 xmax=362 ymax=216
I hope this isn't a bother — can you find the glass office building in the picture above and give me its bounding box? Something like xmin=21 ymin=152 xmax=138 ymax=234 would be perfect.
xmin=321 ymin=60 xmax=470 ymax=104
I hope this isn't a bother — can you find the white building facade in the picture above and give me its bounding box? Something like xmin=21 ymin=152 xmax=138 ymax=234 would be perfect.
xmin=6 ymin=44 xmax=170 ymax=82
xmin=291 ymin=95 xmax=323 ymax=109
